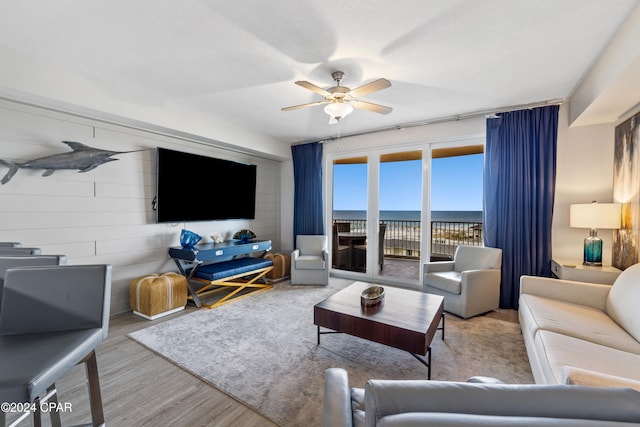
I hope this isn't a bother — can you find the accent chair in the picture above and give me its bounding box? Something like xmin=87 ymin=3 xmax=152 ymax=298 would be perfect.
xmin=291 ymin=235 xmax=329 ymax=285
xmin=423 ymin=245 xmax=502 ymax=319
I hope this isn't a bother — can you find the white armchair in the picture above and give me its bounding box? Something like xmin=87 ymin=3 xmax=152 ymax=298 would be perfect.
xmin=291 ymin=235 xmax=330 ymax=285
xmin=423 ymin=245 xmax=502 ymax=319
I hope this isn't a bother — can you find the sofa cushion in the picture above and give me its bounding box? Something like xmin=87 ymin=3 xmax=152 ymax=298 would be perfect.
xmin=533 ymin=330 xmax=640 ymax=385
xmin=607 ymin=263 xmax=640 ymax=343
xmin=424 ymin=271 xmax=462 ymax=294
xmin=519 ymin=294 xmax=640 ymax=355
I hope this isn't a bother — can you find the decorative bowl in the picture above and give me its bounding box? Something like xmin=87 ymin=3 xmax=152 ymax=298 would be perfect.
xmin=180 ymin=229 xmax=202 ymax=248
xmin=233 ymin=229 xmax=256 ymax=243
xmin=361 ymin=286 xmax=385 ymax=307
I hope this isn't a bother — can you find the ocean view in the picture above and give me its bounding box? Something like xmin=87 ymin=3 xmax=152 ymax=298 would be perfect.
xmin=333 ymin=210 xmax=483 ymax=223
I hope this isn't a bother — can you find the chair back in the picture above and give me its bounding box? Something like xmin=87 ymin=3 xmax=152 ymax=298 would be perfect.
xmin=335 ymin=222 xmax=350 ymax=232
xmin=0 ymin=265 xmax=111 ymax=338
xmin=0 ymin=247 xmax=41 ymax=255
xmin=453 ymin=245 xmax=502 ymax=272
xmin=297 ymin=235 xmax=328 ymax=256
xmin=0 ymin=255 xmax=67 ymax=309
xmin=0 ymin=242 xmax=22 ymax=248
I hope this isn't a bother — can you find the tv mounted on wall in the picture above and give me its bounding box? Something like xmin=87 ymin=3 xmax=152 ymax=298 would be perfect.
xmin=155 ymin=147 xmax=257 ymax=223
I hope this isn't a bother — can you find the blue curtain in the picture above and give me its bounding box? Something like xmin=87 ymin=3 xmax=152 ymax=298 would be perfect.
xmin=291 ymin=142 xmax=324 ymax=245
xmin=484 ymin=105 xmax=559 ymax=309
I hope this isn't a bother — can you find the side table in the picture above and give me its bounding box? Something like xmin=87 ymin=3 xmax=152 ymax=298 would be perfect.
xmin=550 ymin=259 xmax=621 ymax=285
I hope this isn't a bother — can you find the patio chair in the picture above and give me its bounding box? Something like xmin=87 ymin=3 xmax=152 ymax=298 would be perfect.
xmin=353 ymin=224 xmax=387 ymax=271
xmin=0 ymin=264 xmax=112 ymax=427
xmin=331 ymin=225 xmax=350 ymax=269
xmin=423 ymin=245 xmax=502 ymax=319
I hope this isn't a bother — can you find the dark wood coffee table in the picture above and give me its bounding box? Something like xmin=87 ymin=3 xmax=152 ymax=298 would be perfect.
xmin=314 ymin=281 xmax=444 ymax=379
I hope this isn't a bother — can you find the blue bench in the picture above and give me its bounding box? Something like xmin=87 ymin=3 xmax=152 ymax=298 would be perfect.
xmin=187 ymin=257 xmax=274 ymax=308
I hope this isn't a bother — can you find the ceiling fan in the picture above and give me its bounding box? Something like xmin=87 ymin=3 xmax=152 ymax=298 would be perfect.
xmin=281 ymin=71 xmax=392 ymax=124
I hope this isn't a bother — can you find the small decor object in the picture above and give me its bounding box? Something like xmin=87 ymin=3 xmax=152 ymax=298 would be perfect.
xmin=233 ymin=229 xmax=256 ymax=243
xmin=360 ymin=285 xmax=385 ymax=307
xmin=211 ymin=232 xmax=224 ymax=244
xmin=0 ymin=140 xmax=143 ymax=185
xmin=180 ymin=229 xmax=202 ymax=248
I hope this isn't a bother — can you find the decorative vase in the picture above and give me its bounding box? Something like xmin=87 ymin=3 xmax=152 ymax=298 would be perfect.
xmin=180 ymin=229 xmax=202 ymax=248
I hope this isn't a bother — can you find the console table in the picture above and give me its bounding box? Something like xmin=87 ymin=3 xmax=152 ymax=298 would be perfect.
xmin=169 ymin=239 xmax=272 ymax=307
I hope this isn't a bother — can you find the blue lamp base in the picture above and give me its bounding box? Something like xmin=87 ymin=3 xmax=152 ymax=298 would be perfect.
xmin=583 ymin=229 xmax=602 ymax=266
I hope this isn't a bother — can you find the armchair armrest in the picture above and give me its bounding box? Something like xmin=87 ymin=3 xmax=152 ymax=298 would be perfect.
xmin=291 ymin=249 xmax=301 ymax=260
xmin=520 ymin=275 xmax=611 ymax=311
xmin=424 ymin=261 xmax=454 ymax=273
xmin=323 ymin=368 xmax=353 ymax=427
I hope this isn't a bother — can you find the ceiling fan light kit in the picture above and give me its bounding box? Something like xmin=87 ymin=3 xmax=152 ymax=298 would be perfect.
xmin=282 ymin=71 xmax=392 ymax=124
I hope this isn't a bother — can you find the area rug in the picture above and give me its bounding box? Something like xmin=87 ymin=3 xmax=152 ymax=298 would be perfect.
xmin=128 ymin=278 xmax=533 ymax=426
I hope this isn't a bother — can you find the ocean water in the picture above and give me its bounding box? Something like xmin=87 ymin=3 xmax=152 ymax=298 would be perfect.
xmin=333 ymin=210 xmax=482 ymax=222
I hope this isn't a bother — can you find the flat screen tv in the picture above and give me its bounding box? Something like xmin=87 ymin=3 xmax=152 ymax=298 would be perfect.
xmin=155 ymin=147 xmax=257 ymax=223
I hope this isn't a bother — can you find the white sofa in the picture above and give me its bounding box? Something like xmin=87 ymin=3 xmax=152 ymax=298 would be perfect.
xmin=519 ymin=262 xmax=640 ymax=389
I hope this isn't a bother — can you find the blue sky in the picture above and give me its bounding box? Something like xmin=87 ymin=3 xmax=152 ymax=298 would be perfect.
xmin=333 ymin=154 xmax=483 ymax=211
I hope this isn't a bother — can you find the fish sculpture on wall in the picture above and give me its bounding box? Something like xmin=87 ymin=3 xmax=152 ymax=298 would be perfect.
xmin=0 ymin=141 xmax=142 ymax=184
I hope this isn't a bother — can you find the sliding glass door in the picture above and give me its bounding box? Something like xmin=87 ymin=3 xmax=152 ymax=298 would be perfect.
xmin=327 ymin=141 xmax=484 ymax=286
xmin=378 ymin=150 xmax=423 ymax=281
xmin=331 ymin=157 xmax=369 ymax=274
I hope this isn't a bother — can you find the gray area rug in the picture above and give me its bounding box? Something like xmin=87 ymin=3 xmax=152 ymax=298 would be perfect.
xmin=128 ymin=278 xmax=533 ymax=426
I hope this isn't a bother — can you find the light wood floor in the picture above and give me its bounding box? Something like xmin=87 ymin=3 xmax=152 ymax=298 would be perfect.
xmin=33 ymin=307 xmax=278 ymax=427
xmin=16 ymin=278 xmax=519 ymax=427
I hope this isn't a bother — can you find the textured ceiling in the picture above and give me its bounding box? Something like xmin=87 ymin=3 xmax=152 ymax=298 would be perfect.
xmin=0 ymin=0 xmax=638 ymax=145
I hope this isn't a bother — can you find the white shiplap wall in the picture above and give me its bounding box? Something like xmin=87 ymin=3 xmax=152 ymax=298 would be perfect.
xmin=0 ymin=100 xmax=281 ymax=314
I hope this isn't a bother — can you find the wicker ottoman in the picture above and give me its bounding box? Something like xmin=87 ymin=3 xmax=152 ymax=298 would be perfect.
xmin=264 ymin=253 xmax=291 ymax=283
xmin=130 ymin=272 xmax=188 ymax=320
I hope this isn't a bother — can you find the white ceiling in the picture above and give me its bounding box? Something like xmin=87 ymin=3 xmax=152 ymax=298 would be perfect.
xmin=0 ymin=0 xmax=638 ymax=146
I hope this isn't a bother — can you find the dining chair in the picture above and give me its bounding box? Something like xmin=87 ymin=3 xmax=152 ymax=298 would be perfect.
xmin=0 ymin=255 xmax=68 ymax=313
xmin=0 ymin=243 xmax=21 ymax=248
xmin=0 ymin=247 xmax=41 ymax=256
xmin=0 ymin=264 xmax=112 ymax=427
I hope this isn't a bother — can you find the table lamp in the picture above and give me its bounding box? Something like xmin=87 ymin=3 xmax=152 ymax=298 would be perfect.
xmin=569 ymin=202 xmax=621 ymax=266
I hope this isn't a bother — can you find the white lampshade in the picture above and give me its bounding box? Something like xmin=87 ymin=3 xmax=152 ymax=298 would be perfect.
xmin=569 ymin=203 xmax=621 ymax=229
xmin=324 ymin=102 xmax=353 ymax=121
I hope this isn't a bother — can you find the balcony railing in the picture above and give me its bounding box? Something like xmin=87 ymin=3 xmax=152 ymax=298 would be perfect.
xmin=333 ymin=218 xmax=483 ymax=261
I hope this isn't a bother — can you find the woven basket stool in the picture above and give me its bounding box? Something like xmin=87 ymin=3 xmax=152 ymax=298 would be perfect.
xmin=264 ymin=253 xmax=291 ymax=283
xmin=130 ymin=272 xmax=187 ymax=320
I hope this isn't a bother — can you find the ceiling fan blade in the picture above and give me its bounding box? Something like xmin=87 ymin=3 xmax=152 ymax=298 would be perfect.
xmin=349 ymin=78 xmax=391 ymax=98
xmin=352 ymin=100 xmax=393 ymax=114
xmin=295 ymin=80 xmax=331 ymax=97
xmin=281 ymin=101 xmax=326 ymax=111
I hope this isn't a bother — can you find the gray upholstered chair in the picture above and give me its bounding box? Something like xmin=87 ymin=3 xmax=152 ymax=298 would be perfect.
xmin=0 ymin=255 xmax=68 ymax=314
xmin=323 ymin=368 xmax=640 ymax=427
xmin=0 ymin=264 xmax=112 ymax=427
xmin=423 ymin=245 xmax=502 ymax=319
xmin=0 ymin=247 xmax=41 ymax=255
xmin=291 ymin=235 xmax=329 ymax=285
xmin=0 ymin=243 xmax=21 ymax=248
